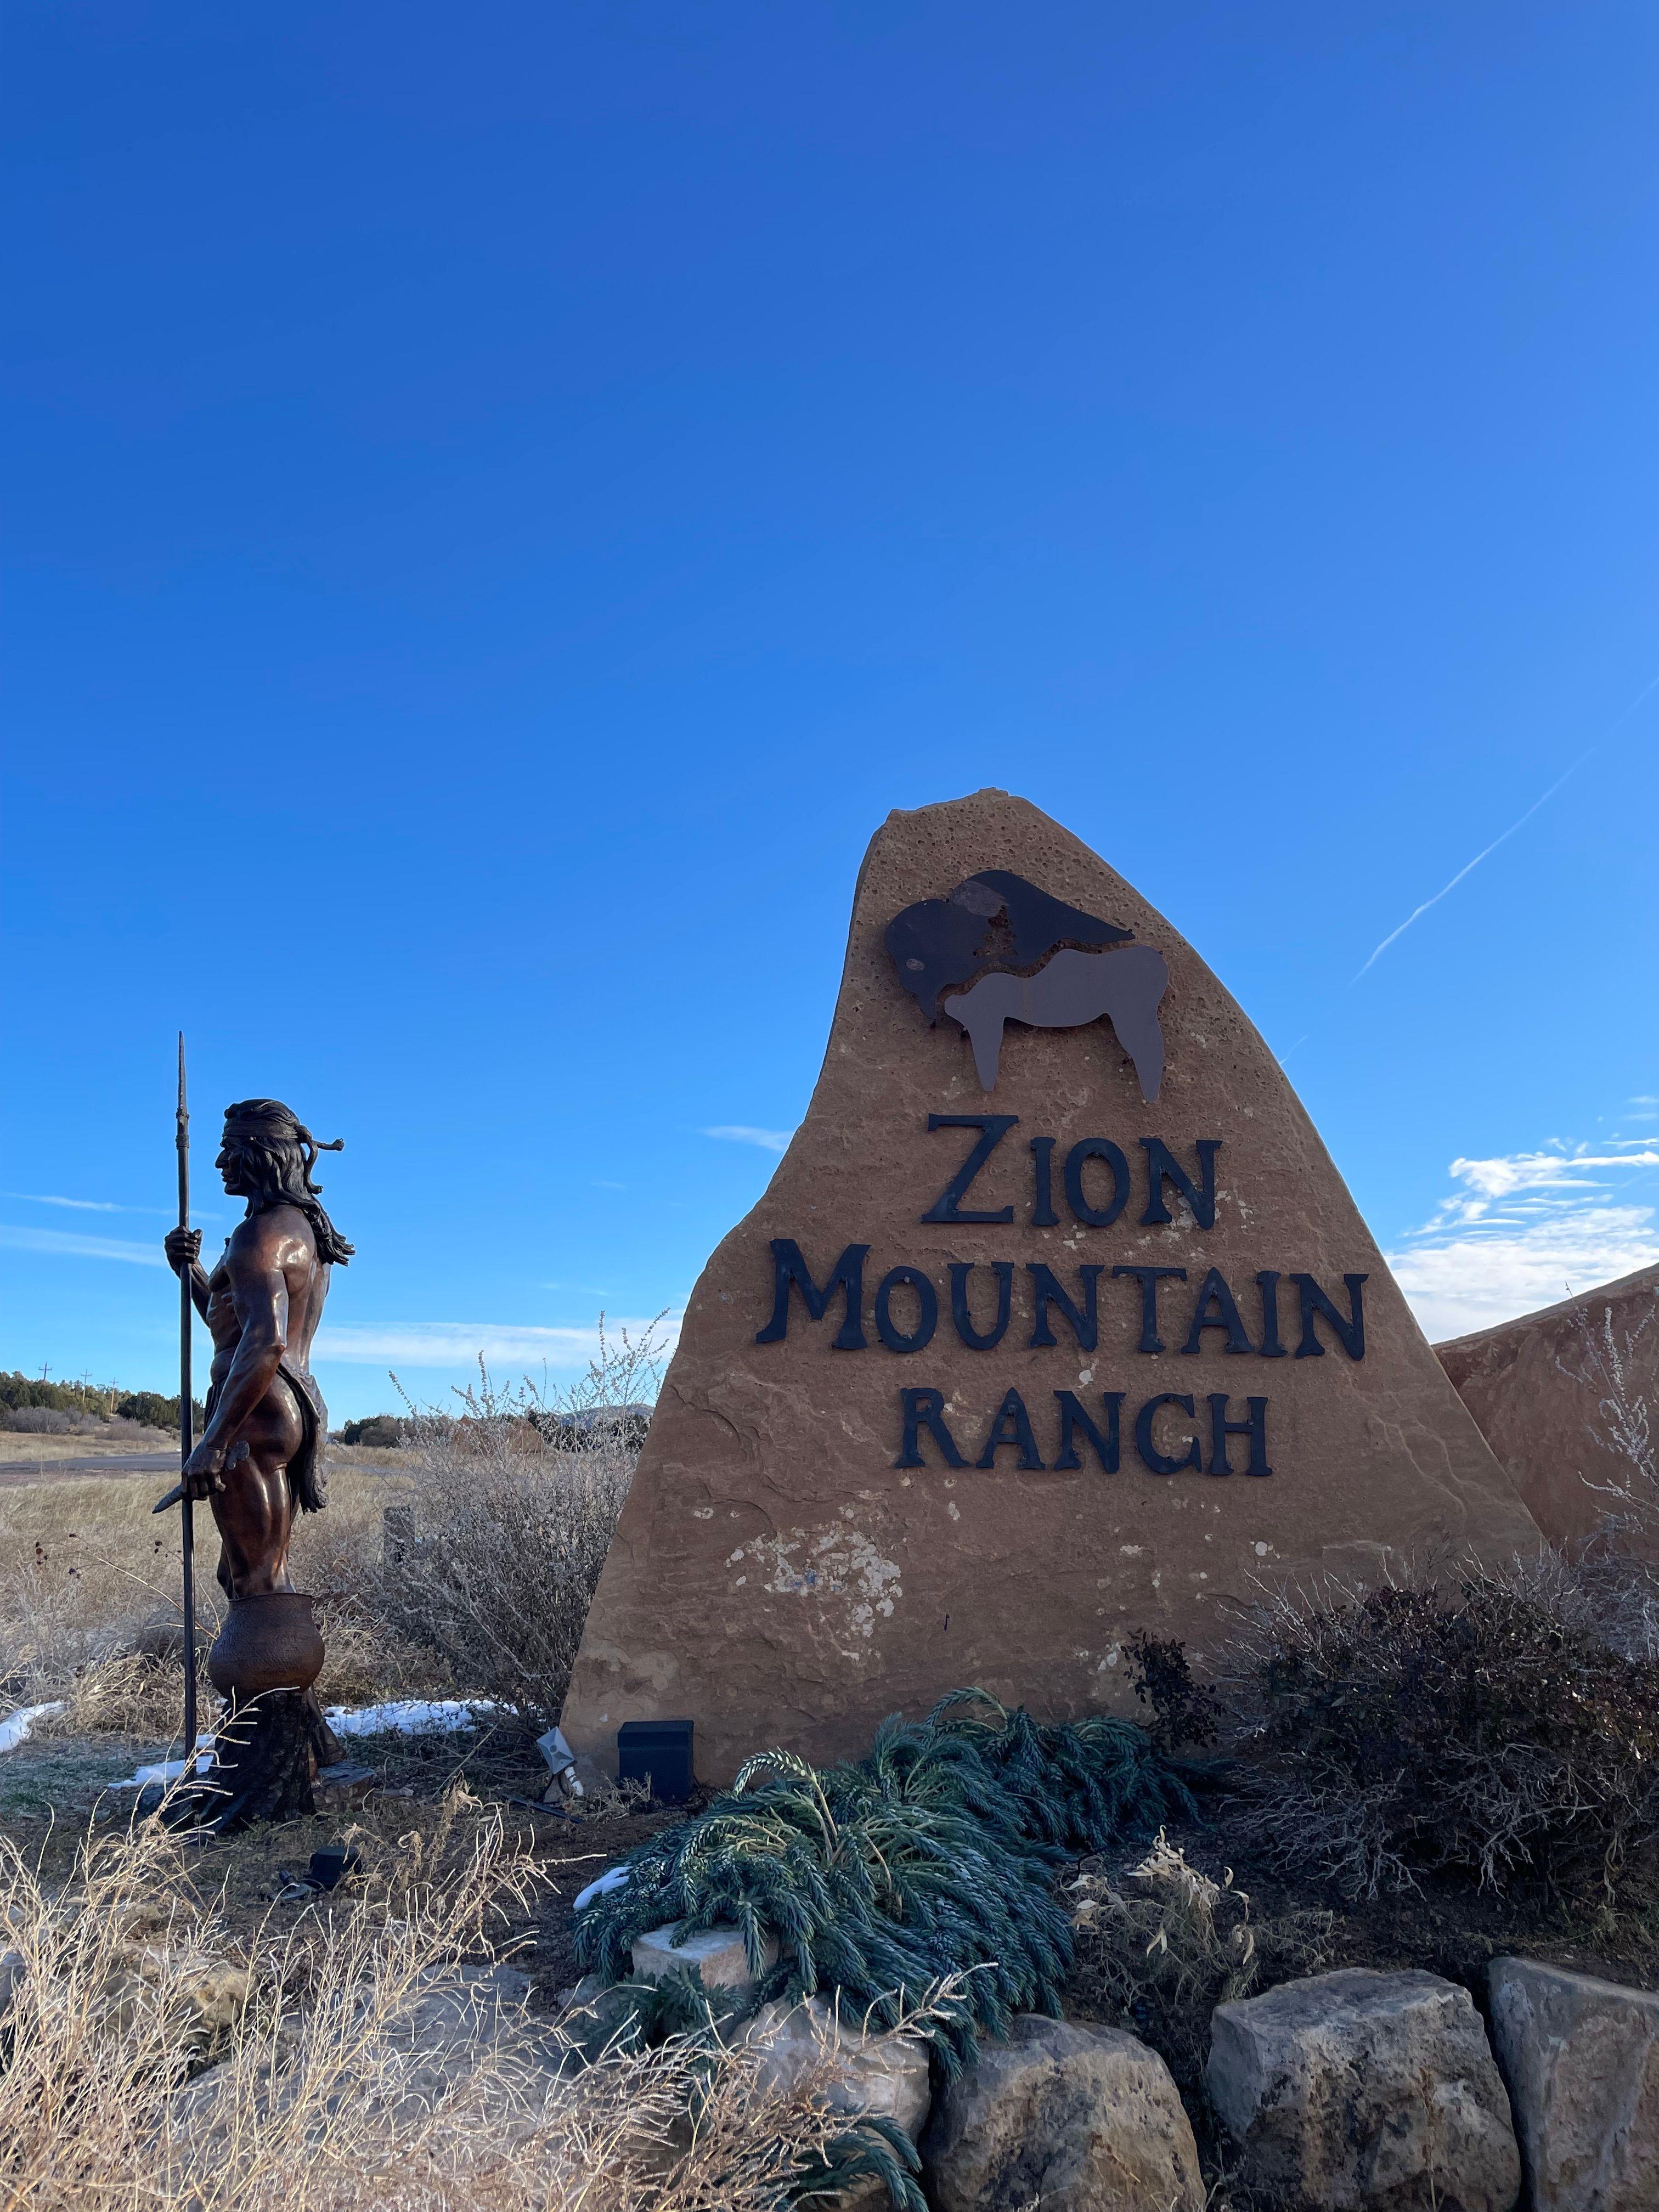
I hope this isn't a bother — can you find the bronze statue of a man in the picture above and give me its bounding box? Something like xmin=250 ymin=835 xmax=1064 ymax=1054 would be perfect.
xmin=163 ymin=1098 xmax=351 ymax=1825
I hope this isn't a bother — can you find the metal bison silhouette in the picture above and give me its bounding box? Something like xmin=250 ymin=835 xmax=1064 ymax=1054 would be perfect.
xmin=884 ymin=869 xmax=1169 ymax=1101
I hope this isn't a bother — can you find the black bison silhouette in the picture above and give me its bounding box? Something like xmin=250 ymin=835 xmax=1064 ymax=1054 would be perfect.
xmin=884 ymin=870 xmax=1169 ymax=1102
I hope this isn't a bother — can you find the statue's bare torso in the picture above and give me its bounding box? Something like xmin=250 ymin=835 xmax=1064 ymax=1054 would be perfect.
xmin=175 ymin=1203 xmax=331 ymax=1599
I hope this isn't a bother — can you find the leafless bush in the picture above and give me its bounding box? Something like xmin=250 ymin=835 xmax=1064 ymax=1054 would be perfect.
xmin=1564 ymin=1298 xmax=1657 ymax=1537
xmin=3 ymin=1409 xmax=81 ymax=1435
xmin=1063 ymin=1832 xmax=1329 ymax=2094
xmin=1217 ymin=1556 xmax=1659 ymax=1903
xmin=372 ymin=1317 xmax=668 ymax=1733
xmin=1544 ymin=1297 xmax=1659 ymax=1660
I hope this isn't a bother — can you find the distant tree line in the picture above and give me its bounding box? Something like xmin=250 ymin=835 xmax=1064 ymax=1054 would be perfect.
xmin=0 ymin=1370 xmax=206 ymax=1432
xmin=335 ymin=1414 xmax=406 ymax=1448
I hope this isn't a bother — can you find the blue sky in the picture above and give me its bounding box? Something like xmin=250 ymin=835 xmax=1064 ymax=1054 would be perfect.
xmin=3 ymin=2 xmax=1656 ymax=1419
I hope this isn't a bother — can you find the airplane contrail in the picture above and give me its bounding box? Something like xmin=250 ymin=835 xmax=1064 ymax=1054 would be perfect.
xmin=1353 ymin=670 xmax=1659 ymax=982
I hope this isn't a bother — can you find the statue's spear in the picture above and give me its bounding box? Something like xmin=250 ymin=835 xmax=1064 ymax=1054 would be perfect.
xmin=174 ymin=1034 xmax=199 ymax=1762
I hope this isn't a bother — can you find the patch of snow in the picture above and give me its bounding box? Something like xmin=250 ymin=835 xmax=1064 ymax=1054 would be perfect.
xmin=97 ymin=1699 xmax=497 ymax=1790
xmin=111 ymin=1741 xmax=216 ymax=1789
xmin=323 ymin=1699 xmax=499 ymax=1739
xmin=574 ymin=1865 xmax=630 ymax=1913
xmin=0 ymin=1702 xmax=65 ymax=1754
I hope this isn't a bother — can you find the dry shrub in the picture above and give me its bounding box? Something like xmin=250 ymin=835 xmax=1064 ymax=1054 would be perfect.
xmin=1565 ymin=1296 xmax=1657 ymax=1543
xmin=1219 ymin=1557 xmax=1659 ymax=1903
xmin=371 ymin=1320 xmax=667 ymax=1731
xmin=0 ymin=1786 xmax=921 ymax=2211
xmin=35 ymin=1650 xmax=188 ymax=1739
xmin=1064 ymin=1833 xmax=1330 ymax=2094
xmin=289 ymin=1468 xmax=445 ymax=1706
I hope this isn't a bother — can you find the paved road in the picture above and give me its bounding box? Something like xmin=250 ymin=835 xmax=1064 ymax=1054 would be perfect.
xmin=0 ymin=1454 xmax=178 ymax=1486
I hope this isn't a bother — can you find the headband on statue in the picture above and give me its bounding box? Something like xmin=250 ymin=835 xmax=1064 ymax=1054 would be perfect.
xmin=222 ymin=1100 xmax=345 ymax=1184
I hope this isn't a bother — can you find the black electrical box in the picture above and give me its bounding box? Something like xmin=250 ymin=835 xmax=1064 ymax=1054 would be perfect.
xmin=617 ymin=1719 xmax=695 ymax=1803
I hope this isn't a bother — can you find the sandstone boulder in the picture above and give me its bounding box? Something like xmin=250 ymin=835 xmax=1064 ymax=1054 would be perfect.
xmin=1207 ymin=1967 xmax=1520 ymax=2211
xmin=1436 ymin=1266 xmax=1659 ymax=1551
xmin=630 ymin=1920 xmax=776 ymax=1992
xmin=172 ymin=1962 xmax=565 ymax=2148
xmin=921 ymin=2012 xmax=1203 ymax=2212
xmin=743 ymin=1995 xmax=931 ymax=2140
xmin=563 ymin=790 xmax=1538 ymax=1782
xmin=1487 ymin=1956 xmax=1659 ymax=2211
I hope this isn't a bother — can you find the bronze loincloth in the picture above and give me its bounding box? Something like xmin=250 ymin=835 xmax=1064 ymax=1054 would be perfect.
xmin=202 ymin=1361 xmax=329 ymax=1514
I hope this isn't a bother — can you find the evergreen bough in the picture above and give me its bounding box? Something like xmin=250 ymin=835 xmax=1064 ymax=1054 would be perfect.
xmin=574 ymin=1688 xmax=1197 ymax=2072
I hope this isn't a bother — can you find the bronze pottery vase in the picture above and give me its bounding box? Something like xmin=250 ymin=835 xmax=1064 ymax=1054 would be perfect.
xmin=208 ymin=1591 xmax=325 ymax=1699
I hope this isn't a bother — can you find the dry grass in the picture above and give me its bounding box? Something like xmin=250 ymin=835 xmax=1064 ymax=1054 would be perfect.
xmin=0 ymin=1787 xmax=919 ymax=2212
xmin=1063 ymin=1833 xmax=1330 ymax=2096
xmin=2 ymin=1326 xmax=663 ymax=1752
xmin=0 ymin=1463 xmax=444 ymax=1730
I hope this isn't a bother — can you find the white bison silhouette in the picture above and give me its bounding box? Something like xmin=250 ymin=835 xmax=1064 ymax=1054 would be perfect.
xmin=942 ymin=943 xmax=1170 ymax=1099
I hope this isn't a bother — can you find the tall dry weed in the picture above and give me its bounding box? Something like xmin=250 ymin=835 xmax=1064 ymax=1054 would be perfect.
xmin=1064 ymin=1832 xmax=1329 ymax=2095
xmin=0 ymin=1786 xmax=920 ymax=2211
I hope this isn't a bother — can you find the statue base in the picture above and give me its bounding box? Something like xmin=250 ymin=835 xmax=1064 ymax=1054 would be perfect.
xmin=168 ymin=1688 xmax=339 ymax=1834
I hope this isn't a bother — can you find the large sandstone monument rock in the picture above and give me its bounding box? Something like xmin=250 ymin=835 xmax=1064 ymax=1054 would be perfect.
xmin=564 ymin=790 xmax=1540 ymax=1778
xmin=1436 ymin=1265 xmax=1659 ymax=1550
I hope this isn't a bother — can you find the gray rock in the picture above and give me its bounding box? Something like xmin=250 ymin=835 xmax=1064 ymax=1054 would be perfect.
xmin=630 ymin=1920 xmax=776 ymax=1993
xmin=922 ymin=2013 xmax=1203 ymax=2212
xmin=744 ymin=1996 xmax=931 ymax=2140
xmin=0 ymin=1949 xmax=24 ymax=2022
xmin=171 ymin=1962 xmax=565 ymax=2150
xmin=1207 ymin=1967 xmax=1520 ymax=2211
xmin=1488 ymin=1956 xmax=1659 ymax=2211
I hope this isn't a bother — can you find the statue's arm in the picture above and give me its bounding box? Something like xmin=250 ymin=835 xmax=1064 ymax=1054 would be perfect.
xmin=182 ymin=1225 xmax=290 ymax=1492
xmin=163 ymin=1228 xmax=213 ymax=1319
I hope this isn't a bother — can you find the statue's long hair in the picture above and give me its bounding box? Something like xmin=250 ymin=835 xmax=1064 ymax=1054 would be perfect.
xmin=221 ymin=1099 xmax=354 ymax=1265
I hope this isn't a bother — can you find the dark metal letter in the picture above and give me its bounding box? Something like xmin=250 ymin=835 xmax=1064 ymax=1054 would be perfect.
xmin=1207 ymin=1395 xmax=1272 ymax=1476
xmin=1255 ymin=1271 xmax=1287 ymax=1358
xmin=949 ymin=1260 xmax=1013 ymax=1350
xmin=1290 ymin=1272 xmax=1368 ymax=1361
xmin=1112 ymin=1265 xmax=1188 ymax=1354
xmin=1064 ymin=1137 xmax=1130 ymax=1227
xmin=1028 ymin=1262 xmax=1102 ymax=1351
xmin=921 ymin=1114 xmax=1019 ymax=1224
xmin=1135 ymin=1393 xmax=1203 ymax=1475
xmin=755 ymin=1239 xmax=870 ymax=1350
xmin=874 ymin=1265 xmax=939 ymax=1353
xmin=1030 ymin=1136 xmax=1058 ymax=1227
xmin=976 ymin=1388 xmax=1044 ymax=1470
xmin=895 ymin=1387 xmax=967 ymax=1469
xmin=1179 ymin=1266 xmax=1254 ymax=1356
xmin=1052 ymin=1390 xmax=1124 ymax=1471
xmin=1139 ymin=1138 xmax=1221 ymax=1231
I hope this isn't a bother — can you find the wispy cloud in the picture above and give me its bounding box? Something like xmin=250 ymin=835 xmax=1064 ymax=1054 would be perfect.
xmin=1356 ymin=670 xmax=1659 ymax=981
xmin=0 ymin=1224 xmax=166 ymax=1267
xmin=314 ymin=1315 xmax=682 ymax=1369
xmin=1355 ymin=758 xmax=1590 ymax=979
xmin=703 ymin=1125 xmax=796 ymax=1154
xmin=0 ymin=1190 xmax=167 ymax=1215
xmin=1387 ymin=1137 xmax=1659 ymax=1341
